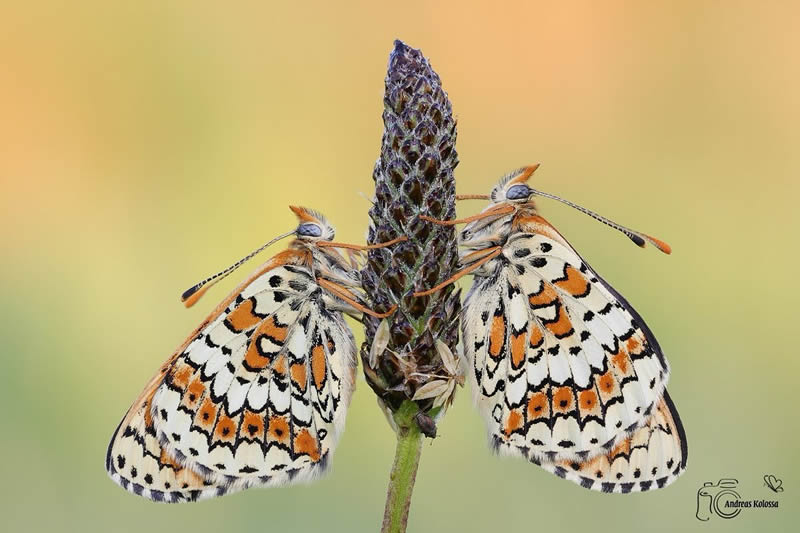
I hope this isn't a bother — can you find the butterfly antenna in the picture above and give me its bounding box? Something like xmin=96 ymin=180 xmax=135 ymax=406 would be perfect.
xmin=529 ymin=188 xmax=672 ymax=254
xmin=180 ymin=229 xmax=295 ymax=307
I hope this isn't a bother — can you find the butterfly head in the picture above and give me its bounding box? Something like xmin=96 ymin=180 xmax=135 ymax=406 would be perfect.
xmin=483 ymin=164 xmax=671 ymax=254
xmin=490 ymin=164 xmax=540 ymax=205
xmin=290 ymin=206 xmax=336 ymax=242
xmin=458 ymin=165 xmax=540 ymax=242
xmin=454 ymin=167 xmax=538 ymax=244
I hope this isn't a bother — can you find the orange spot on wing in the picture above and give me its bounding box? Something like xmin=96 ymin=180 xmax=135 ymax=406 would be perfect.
xmin=489 ymin=314 xmax=505 ymax=359
xmin=527 ymin=391 xmax=549 ymax=419
xmin=171 ymin=364 xmax=193 ymax=390
xmin=261 ymin=316 xmax=288 ymax=342
xmin=529 ymin=284 xmax=558 ymax=307
xmin=294 ymin=428 xmax=321 ymax=462
xmin=183 ymin=378 xmax=205 ymax=408
xmin=273 ymin=354 xmax=287 ymax=375
xmin=241 ymin=410 xmax=265 ymax=441
xmin=597 ymin=371 xmax=616 ymax=395
xmin=544 ymin=306 xmax=573 ymax=337
xmin=244 ymin=316 xmax=288 ymax=370
xmin=290 ymin=362 xmax=307 ymax=391
xmin=311 ymin=344 xmax=326 ymax=390
xmin=214 ymin=413 xmax=237 ymax=442
xmin=195 ymin=397 xmax=218 ymax=429
xmin=626 ymin=336 xmax=643 ymax=356
xmin=553 ymin=387 xmax=574 ymax=412
xmin=579 ymin=389 xmax=598 ymax=411
xmin=554 ymin=266 xmax=589 ymax=296
xmin=510 ymin=332 xmax=526 ymax=369
xmin=268 ymin=416 xmax=289 ymax=443
xmin=244 ymin=337 xmax=271 ymax=370
xmin=504 ymin=409 xmax=523 ymax=437
xmin=226 ymin=299 xmax=261 ymax=332
xmin=529 ymin=326 xmax=544 ymax=348
xmin=611 ymin=349 xmax=630 ymax=374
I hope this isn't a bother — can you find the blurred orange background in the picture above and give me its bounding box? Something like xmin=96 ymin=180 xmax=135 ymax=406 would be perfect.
xmin=1 ymin=2 xmax=797 ymax=532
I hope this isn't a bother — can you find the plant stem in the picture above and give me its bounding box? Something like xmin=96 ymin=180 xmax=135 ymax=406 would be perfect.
xmin=381 ymin=401 xmax=424 ymax=533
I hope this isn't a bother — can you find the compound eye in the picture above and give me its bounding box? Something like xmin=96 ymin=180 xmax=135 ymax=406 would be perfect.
xmin=297 ymin=223 xmax=322 ymax=237
xmin=506 ymin=184 xmax=531 ymax=200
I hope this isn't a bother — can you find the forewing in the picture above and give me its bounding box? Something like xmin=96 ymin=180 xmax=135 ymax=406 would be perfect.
xmin=106 ymin=259 xmax=357 ymax=502
xmin=465 ymin=222 xmax=671 ymax=463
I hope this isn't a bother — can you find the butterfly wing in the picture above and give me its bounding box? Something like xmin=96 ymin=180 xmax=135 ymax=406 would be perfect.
xmin=105 ymin=387 xmax=225 ymax=502
xmin=537 ymin=390 xmax=687 ymax=492
xmin=106 ymin=252 xmax=357 ymax=502
xmin=464 ymin=214 xmax=686 ymax=489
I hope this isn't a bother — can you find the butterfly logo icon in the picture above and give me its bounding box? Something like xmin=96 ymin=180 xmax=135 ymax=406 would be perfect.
xmin=764 ymin=474 xmax=784 ymax=493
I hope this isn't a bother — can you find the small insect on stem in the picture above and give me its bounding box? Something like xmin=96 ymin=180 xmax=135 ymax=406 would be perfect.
xmin=414 ymin=412 xmax=437 ymax=439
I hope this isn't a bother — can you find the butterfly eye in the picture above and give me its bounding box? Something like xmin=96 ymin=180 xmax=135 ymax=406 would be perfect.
xmin=506 ymin=184 xmax=531 ymax=200
xmin=297 ymin=223 xmax=323 ymax=237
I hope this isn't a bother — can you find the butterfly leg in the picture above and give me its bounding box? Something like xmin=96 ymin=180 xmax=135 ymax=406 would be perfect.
xmin=413 ymin=246 xmax=502 ymax=297
xmin=455 ymin=194 xmax=491 ymax=201
xmin=317 ymin=277 xmax=397 ymax=319
xmin=316 ymin=236 xmax=408 ymax=251
xmin=419 ymin=204 xmax=515 ymax=226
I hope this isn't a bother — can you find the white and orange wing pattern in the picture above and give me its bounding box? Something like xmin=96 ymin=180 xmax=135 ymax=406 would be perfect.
xmin=455 ymin=167 xmax=687 ymax=493
xmin=536 ymin=391 xmax=686 ymax=493
xmin=107 ymin=211 xmax=362 ymax=503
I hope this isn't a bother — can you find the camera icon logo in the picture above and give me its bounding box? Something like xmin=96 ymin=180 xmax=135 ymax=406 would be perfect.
xmin=696 ymin=479 xmax=742 ymax=521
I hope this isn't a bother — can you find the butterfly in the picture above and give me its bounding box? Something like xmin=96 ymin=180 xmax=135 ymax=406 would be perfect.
xmin=105 ymin=206 xmax=404 ymax=503
xmin=414 ymin=165 xmax=687 ymax=493
xmin=764 ymin=474 xmax=784 ymax=493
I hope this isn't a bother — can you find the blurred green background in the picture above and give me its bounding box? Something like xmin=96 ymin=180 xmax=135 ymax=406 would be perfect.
xmin=1 ymin=2 xmax=797 ymax=532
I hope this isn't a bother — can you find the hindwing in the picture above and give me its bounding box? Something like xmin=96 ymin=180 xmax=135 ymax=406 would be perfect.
xmin=537 ymin=391 xmax=687 ymax=492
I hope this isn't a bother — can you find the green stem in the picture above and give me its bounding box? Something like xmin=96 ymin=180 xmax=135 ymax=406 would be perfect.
xmin=381 ymin=401 xmax=424 ymax=533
